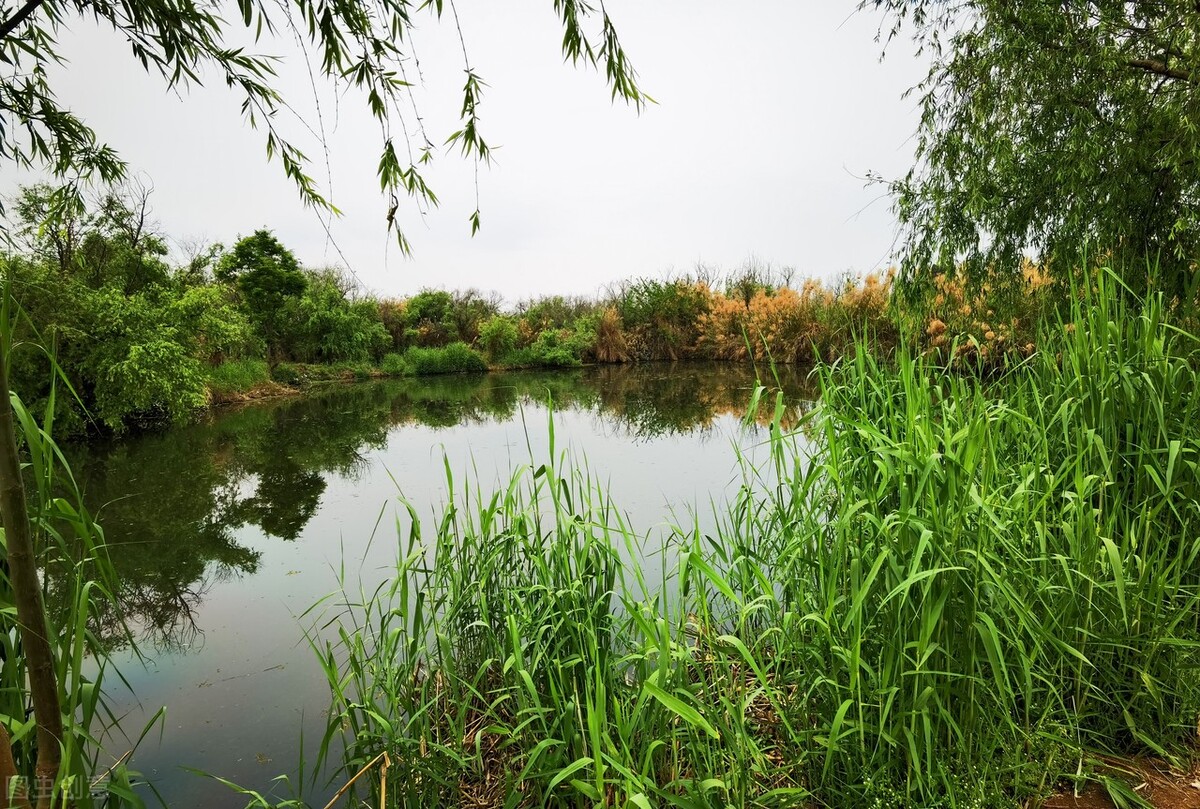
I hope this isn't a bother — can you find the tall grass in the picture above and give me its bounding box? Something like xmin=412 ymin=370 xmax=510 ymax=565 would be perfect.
xmin=1 ymin=287 xmax=158 ymax=806
xmin=396 ymin=343 xmax=488 ymax=376
xmin=206 ymin=359 xmax=273 ymax=399
xmin=5 ymin=389 xmax=155 ymax=806
xmin=308 ymin=275 xmax=1200 ymax=808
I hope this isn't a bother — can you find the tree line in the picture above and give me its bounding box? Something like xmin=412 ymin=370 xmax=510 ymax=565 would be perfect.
xmin=5 ymin=182 xmax=910 ymax=434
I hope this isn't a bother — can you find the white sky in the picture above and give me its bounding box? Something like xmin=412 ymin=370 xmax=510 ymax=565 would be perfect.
xmin=19 ymin=2 xmax=927 ymax=301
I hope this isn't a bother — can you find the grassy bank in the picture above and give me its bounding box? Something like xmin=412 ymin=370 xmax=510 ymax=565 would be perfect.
xmin=306 ymin=279 xmax=1200 ymax=808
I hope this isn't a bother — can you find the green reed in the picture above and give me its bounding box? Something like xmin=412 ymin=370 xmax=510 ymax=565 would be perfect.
xmin=1 ymin=286 xmax=154 ymax=807
xmin=310 ymin=272 xmax=1200 ymax=808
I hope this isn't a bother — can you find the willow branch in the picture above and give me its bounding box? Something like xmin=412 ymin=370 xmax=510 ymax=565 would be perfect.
xmin=0 ymin=0 xmax=50 ymax=42
xmin=1127 ymin=57 xmax=1192 ymax=82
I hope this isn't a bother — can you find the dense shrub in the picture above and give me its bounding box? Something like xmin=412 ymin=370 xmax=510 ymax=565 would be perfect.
xmin=287 ymin=269 xmax=390 ymax=363
xmin=820 ymin=271 xmax=898 ymax=358
xmin=172 ymin=284 xmax=260 ymax=363
xmin=616 ymin=279 xmax=711 ymax=360
xmin=448 ymin=289 xmax=501 ymax=344
xmin=700 ymin=274 xmax=895 ymax=364
xmin=400 ymin=343 xmax=487 ymax=376
xmin=380 ymin=352 xmax=407 ymax=376
xmin=401 ymin=290 xmax=457 ymax=347
xmin=908 ymin=262 xmax=1051 ymax=362
xmin=478 ymin=316 xmax=519 ymax=363
xmin=505 ymin=328 xmax=591 ymax=368
xmin=378 ymin=299 xmax=407 ymax=350
xmin=516 ymin=295 xmax=598 ymax=334
xmin=80 ymin=289 xmax=209 ymax=428
xmin=723 ymin=258 xmax=793 ymax=305
xmin=590 ymin=306 xmax=629 ymax=363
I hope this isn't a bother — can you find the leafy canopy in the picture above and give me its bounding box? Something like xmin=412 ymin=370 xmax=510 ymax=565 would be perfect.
xmin=10 ymin=182 xmax=171 ymax=293
xmin=217 ymin=229 xmax=306 ymax=360
xmin=0 ymin=0 xmax=648 ymax=250
xmin=869 ymin=1 xmax=1200 ymax=295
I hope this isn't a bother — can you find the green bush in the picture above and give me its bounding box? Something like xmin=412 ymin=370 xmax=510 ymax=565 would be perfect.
xmin=448 ymin=289 xmax=501 ymax=344
xmin=616 ymin=278 xmax=710 ymax=360
xmin=271 ymin=363 xmax=305 ymax=386
xmin=380 ymin=352 xmax=407 ymax=376
xmin=287 ymin=269 xmax=390 ymax=363
xmin=400 ymin=343 xmax=487 ymax=376
xmin=402 ymin=289 xmax=457 ymax=347
xmin=478 ymin=316 xmax=518 ymax=363
xmin=516 ymin=295 xmax=597 ymax=332
xmin=206 ymin=359 xmax=272 ymax=396
xmin=172 ymin=284 xmax=260 ymax=362
xmin=80 ymin=289 xmax=209 ymax=428
xmin=504 ymin=328 xmax=590 ymax=368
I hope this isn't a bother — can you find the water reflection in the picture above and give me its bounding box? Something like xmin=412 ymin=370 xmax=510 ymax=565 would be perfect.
xmin=69 ymin=363 xmax=811 ymax=653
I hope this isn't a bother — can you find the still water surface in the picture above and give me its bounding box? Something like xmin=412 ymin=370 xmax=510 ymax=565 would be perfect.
xmin=67 ymin=363 xmax=811 ymax=807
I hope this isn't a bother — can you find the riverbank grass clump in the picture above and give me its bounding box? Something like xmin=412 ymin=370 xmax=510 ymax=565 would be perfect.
xmin=397 ymin=342 xmax=488 ymax=376
xmin=312 ymin=277 xmax=1200 ymax=808
xmin=205 ymin=358 xmax=277 ymax=402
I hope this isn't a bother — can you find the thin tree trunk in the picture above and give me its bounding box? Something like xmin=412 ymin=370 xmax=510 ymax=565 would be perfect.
xmin=0 ymin=336 xmax=62 ymax=809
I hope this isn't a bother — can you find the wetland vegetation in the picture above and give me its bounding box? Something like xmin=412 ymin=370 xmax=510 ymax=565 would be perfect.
xmin=6 ymin=179 xmax=1200 ymax=808
xmin=59 ymin=362 xmax=812 ymax=806
xmin=13 ymin=264 xmax=1197 ymax=809
xmin=3 ymin=0 xmax=1200 ymax=807
xmin=2 ymin=182 xmax=895 ymax=436
xmin=301 ymin=280 xmax=1200 ymax=809
xmin=7 ymin=201 xmax=1200 ymax=807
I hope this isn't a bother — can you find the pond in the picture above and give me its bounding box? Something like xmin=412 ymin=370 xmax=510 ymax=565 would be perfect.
xmin=65 ymin=362 xmax=813 ymax=807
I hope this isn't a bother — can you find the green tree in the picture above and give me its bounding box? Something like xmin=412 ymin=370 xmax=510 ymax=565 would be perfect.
xmin=289 ymin=268 xmax=389 ymax=363
xmin=218 ymin=230 xmax=307 ymax=364
xmin=9 ymin=182 xmax=171 ymax=293
xmin=80 ymin=288 xmax=209 ymax=428
xmin=5 ymin=185 xmax=252 ymax=431
xmin=869 ymin=1 xmax=1200 ymax=296
xmin=402 ymin=289 xmax=457 ymax=346
xmin=0 ymin=0 xmax=646 ymax=798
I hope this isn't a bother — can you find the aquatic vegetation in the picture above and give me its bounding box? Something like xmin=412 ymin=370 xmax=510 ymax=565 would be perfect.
xmin=699 ymin=273 xmax=896 ymax=364
xmin=1 ymin=393 xmax=157 ymax=805
xmin=591 ymin=307 xmax=630 ymax=364
xmin=310 ymin=278 xmax=1200 ymax=808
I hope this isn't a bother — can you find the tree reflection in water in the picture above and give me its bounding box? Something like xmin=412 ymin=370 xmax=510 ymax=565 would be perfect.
xmin=61 ymin=362 xmax=813 ymax=651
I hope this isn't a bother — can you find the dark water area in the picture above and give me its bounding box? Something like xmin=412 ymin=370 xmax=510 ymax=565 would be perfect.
xmin=64 ymin=362 xmax=813 ymax=807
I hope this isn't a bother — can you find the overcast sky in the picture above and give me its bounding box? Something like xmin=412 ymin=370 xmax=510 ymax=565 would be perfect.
xmin=20 ymin=2 xmax=927 ymax=301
